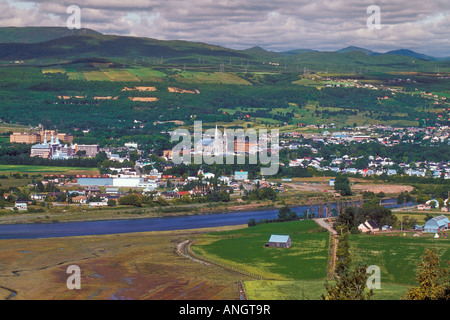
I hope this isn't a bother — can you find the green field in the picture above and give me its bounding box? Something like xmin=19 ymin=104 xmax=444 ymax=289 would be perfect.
xmin=102 ymin=69 xmax=140 ymax=82
xmin=125 ymin=67 xmax=168 ymax=81
xmin=0 ymin=165 xmax=98 ymax=174
xmin=192 ymin=220 xmax=330 ymax=280
xmin=243 ymin=279 xmax=411 ymax=300
xmin=178 ymin=71 xmax=252 ymax=85
xmin=349 ymin=232 xmax=450 ymax=285
xmin=192 ymin=219 xmax=449 ymax=300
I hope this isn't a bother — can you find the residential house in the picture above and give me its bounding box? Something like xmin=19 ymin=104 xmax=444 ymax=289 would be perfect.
xmin=358 ymin=220 xmax=380 ymax=233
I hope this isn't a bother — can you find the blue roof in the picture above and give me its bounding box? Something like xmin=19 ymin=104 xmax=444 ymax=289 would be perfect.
xmin=268 ymin=235 xmax=290 ymax=243
xmin=425 ymin=215 xmax=450 ymax=228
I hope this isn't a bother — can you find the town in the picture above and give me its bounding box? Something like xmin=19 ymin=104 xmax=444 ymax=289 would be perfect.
xmin=4 ymin=120 xmax=449 ymax=222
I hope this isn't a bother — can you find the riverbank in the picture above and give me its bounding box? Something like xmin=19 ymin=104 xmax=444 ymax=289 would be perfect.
xmin=0 ymin=200 xmax=283 ymax=226
xmin=0 ymin=194 xmax=392 ymax=226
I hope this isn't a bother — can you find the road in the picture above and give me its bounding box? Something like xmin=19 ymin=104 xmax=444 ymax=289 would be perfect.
xmin=314 ymin=218 xmax=338 ymax=277
xmin=314 ymin=218 xmax=337 ymax=236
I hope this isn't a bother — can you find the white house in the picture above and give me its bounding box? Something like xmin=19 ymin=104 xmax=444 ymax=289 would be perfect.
xmin=358 ymin=220 xmax=380 ymax=233
xmin=14 ymin=201 xmax=28 ymax=211
xmin=88 ymin=201 xmax=108 ymax=207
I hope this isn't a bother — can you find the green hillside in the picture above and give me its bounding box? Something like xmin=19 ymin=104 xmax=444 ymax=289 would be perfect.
xmin=0 ymin=27 xmax=449 ymax=73
xmin=0 ymin=26 xmax=100 ymax=43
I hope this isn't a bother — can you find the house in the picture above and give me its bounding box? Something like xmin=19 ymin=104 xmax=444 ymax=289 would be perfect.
xmin=161 ymin=191 xmax=180 ymax=199
xmin=264 ymin=235 xmax=291 ymax=248
xmin=234 ymin=171 xmax=248 ymax=181
xmin=14 ymin=201 xmax=28 ymax=211
xmin=88 ymin=201 xmax=108 ymax=207
xmin=106 ymin=187 xmax=120 ymax=194
xmin=358 ymin=220 xmax=380 ymax=233
xmin=84 ymin=186 xmax=101 ymax=193
xmin=202 ymin=172 xmax=215 ymax=179
xmin=177 ymin=191 xmax=191 ymax=197
xmin=424 ymin=215 xmax=450 ymax=233
xmin=71 ymin=195 xmax=87 ymax=204
xmin=31 ymin=193 xmax=46 ymax=201
xmin=417 ymin=204 xmax=432 ymax=211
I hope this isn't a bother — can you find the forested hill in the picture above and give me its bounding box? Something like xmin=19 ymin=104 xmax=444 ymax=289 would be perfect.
xmin=0 ymin=27 xmax=449 ymax=73
xmin=0 ymin=26 xmax=100 ymax=43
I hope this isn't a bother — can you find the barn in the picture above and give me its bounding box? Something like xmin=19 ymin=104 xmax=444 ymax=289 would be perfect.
xmin=424 ymin=215 xmax=450 ymax=233
xmin=264 ymin=235 xmax=291 ymax=248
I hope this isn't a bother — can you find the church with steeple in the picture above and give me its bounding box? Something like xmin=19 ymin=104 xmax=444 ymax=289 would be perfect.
xmin=30 ymin=131 xmax=75 ymax=159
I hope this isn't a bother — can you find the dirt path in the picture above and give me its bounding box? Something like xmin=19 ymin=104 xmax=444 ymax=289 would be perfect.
xmin=314 ymin=218 xmax=338 ymax=278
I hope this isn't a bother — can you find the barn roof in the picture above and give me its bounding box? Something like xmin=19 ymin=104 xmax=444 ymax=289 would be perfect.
xmin=268 ymin=235 xmax=290 ymax=243
xmin=425 ymin=215 xmax=450 ymax=227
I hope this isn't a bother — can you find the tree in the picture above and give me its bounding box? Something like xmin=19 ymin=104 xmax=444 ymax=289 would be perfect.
xmin=404 ymin=249 xmax=450 ymax=300
xmin=323 ymin=264 xmax=373 ymax=300
xmin=334 ymin=175 xmax=352 ymax=196
xmin=247 ymin=218 xmax=257 ymax=227
xmin=278 ymin=206 xmax=297 ymax=221
xmin=118 ymin=194 xmax=142 ymax=207
xmin=334 ymin=232 xmax=352 ymax=276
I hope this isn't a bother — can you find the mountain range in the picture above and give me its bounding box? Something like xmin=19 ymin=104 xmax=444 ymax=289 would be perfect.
xmin=0 ymin=27 xmax=448 ymax=71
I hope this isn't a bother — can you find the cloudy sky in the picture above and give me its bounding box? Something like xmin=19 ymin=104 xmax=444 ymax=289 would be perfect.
xmin=2 ymin=0 xmax=450 ymax=56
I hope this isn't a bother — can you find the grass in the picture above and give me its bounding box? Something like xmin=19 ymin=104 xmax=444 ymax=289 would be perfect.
xmin=349 ymin=232 xmax=450 ymax=285
xmin=0 ymin=165 xmax=99 ymax=174
xmin=83 ymin=70 xmax=111 ymax=81
xmin=178 ymin=71 xmax=252 ymax=85
xmin=244 ymin=279 xmax=329 ymax=300
xmin=125 ymin=67 xmax=167 ymax=81
xmin=243 ymin=279 xmax=411 ymax=300
xmin=191 ymin=220 xmax=330 ymax=281
xmin=101 ymin=69 xmax=140 ymax=82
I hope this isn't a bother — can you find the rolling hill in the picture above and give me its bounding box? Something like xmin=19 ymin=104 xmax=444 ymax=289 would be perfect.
xmin=0 ymin=26 xmax=100 ymax=43
xmin=0 ymin=26 xmax=448 ymax=72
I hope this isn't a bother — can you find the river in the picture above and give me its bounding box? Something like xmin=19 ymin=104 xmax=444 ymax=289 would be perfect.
xmin=0 ymin=199 xmax=411 ymax=240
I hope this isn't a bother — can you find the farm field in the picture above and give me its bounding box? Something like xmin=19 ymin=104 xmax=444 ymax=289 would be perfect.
xmin=125 ymin=67 xmax=168 ymax=81
xmin=191 ymin=220 xmax=330 ymax=281
xmin=0 ymin=165 xmax=99 ymax=174
xmin=177 ymin=71 xmax=252 ymax=85
xmin=191 ymin=219 xmax=449 ymax=300
xmin=102 ymin=69 xmax=140 ymax=82
xmin=348 ymin=232 xmax=450 ymax=286
xmin=243 ymin=279 xmax=411 ymax=300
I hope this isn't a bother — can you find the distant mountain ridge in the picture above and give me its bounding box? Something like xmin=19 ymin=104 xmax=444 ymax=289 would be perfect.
xmin=0 ymin=26 xmax=448 ymax=69
xmin=334 ymin=46 xmax=450 ymax=61
xmin=0 ymin=26 xmax=101 ymax=43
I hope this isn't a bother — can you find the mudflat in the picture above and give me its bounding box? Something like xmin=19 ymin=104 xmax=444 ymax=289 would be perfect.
xmin=0 ymin=226 xmax=248 ymax=300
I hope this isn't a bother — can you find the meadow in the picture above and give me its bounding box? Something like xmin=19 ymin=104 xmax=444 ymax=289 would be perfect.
xmin=0 ymin=165 xmax=99 ymax=174
xmin=191 ymin=220 xmax=330 ymax=281
xmin=191 ymin=219 xmax=449 ymax=300
xmin=349 ymin=232 xmax=450 ymax=285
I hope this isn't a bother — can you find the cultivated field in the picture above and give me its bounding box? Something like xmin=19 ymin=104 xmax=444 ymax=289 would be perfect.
xmin=0 ymin=165 xmax=99 ymax=175
xmin=191 ymin=220 xmax=330 ymax=281
xmin=349 ymin=232 xmax=450 ymax=285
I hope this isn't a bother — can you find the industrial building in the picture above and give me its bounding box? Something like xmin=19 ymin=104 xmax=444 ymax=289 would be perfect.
xmin=424 ymin=215 xmax=450 ymax=233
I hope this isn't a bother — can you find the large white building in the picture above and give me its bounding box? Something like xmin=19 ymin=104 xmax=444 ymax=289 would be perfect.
xmin=31 ymin=132 xmax=75 ymax=159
